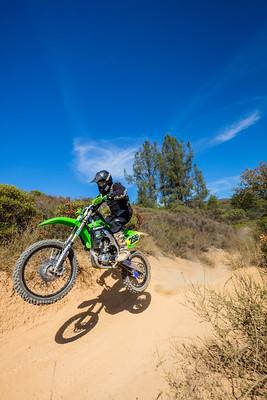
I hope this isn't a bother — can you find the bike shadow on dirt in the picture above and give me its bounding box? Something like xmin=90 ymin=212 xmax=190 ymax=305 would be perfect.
xmin=55 ymin=269 xmax=151 ymax=344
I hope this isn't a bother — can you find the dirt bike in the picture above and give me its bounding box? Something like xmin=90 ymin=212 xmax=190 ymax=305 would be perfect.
xmin=13 ymin=194 xmax=151 ymax=305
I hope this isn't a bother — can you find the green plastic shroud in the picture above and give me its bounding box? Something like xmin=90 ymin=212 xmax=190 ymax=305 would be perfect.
xmin=39 ymin=217 xmax=92 ymax=250
xmin=39 ymin=217 xmax=141 ymax=250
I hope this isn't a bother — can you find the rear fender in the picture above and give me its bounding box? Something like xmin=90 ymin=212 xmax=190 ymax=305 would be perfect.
xmin=124 ymin=229 xmax=148 ymax=249
xmin=39 ymin=217 xmax=92 ymax=250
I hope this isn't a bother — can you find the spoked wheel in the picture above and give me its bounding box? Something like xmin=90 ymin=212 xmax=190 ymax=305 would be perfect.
xmin=13 ymin=239 xmax=78 ymax=305
xmin=121 ymin=251 xmax=151 ymax=293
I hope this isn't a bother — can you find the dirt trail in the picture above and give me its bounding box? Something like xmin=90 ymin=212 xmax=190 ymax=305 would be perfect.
xmin=0 ymin=250 xmax=230 ymax=400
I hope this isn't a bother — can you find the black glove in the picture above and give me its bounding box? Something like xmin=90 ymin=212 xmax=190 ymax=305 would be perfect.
xmin=90 ymin=204 xmax=97 ymax=212
xmin=106 ymin=192 xmax=114 ymax=201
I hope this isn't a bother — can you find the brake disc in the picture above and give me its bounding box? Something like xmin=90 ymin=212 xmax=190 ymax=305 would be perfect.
xmin=39 ymin=259 xmax=58 ymax=282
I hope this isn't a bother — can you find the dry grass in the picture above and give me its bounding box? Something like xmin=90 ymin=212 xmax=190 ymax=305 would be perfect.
xmin=164 ymin=269 xmax=267 ymax=399
xmin=135 ymin=207 xmax=237 ymax=259
xmin=0 ymin=222 xmax=41 ymax=276
xmin=138 ymin=234 xmax=162 ymax=257
xmin=197 ymin=253 xmax=216 ymax=268
xmin=0 ymin=221 xmax=94 ymax=288
xmin=225 ymin=229 xmax=266 ymax=270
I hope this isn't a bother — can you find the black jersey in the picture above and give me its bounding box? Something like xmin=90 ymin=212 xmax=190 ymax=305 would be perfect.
xmin=106 ymin=182 xmax=132 ymax=218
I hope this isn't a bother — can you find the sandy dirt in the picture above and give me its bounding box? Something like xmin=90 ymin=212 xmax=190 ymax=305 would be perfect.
xmin=0 ymin=250 xmax=231 ymax=400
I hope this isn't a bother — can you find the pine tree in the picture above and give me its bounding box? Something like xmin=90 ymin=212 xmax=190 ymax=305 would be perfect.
xmin=125 ymin=140 xmax=159 ymax=207
xmin=191 ymin=164 xmax=209 ymax=207
xmin=126 ymin=134 xmax=208 ymax=208
xmin=158 ymin=135 xmax=195 ymax=206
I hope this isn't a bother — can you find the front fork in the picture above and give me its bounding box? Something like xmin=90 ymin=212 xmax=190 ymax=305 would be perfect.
xmin=51 ymin=214 xmax=89 ymax=275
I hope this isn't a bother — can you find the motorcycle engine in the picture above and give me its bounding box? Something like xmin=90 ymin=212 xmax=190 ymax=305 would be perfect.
xmin=93 ymin=230 xmax=117 ymax=266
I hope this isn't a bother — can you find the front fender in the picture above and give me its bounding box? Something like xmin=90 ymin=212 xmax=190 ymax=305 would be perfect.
xmin=39 ymin=217 xmax=91 ymax=250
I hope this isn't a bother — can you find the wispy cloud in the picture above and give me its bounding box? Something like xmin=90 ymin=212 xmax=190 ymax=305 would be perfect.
xmin=211 ymin=110 xmax=261 ymax=144
xmin=194 ymin=110 xmax=262 ymax=153
xmin=207 ymin=175 xmax=240 ymax=197
xmin=73 ymin=139 xmax=137 ymax=182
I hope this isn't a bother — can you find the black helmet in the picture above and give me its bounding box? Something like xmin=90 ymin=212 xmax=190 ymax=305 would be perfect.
xmin=91 ymin=170 xmax=113 ymax=195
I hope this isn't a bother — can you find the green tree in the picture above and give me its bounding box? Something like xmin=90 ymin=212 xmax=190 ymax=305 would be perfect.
xmin=231 ymin=162 xmax=267 ymax=218
xmin=159 ymin=135 xmax=192 ymax=205
xmin=207 ymin=194 xmax=220 ymax=210
xmin=191 ymin=164 xmax=209 ymax=207
xmin=125 ymin=140 xmax=159 ymax=207
xmin=158 ymin=135 xmax=207 ymax=207
xmin=206 ymin=194 xmax=225 ymax=221
xmin=127 ymin=134 xmax=208 ymax=208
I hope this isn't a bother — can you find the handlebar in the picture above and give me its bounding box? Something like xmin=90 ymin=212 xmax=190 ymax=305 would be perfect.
xmin=76 ymin=194 xmax=108 ymax=221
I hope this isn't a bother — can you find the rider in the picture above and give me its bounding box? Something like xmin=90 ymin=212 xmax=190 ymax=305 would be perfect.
xmin=91 ymin=170 xmax=133 ymax=262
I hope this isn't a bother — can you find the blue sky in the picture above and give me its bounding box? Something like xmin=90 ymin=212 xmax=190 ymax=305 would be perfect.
xmin=0 ymin=0 xmax=267 ymax=201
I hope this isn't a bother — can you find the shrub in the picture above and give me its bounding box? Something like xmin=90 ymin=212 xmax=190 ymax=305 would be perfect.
xmin=165 ymin=269 xmax=267 ymax=399
xmin=259 ymin=233 xmax=267 ymax=265
xmin=135 ymin=206 xmax=236 ymax=258
xmin=55 ymin=198 xmax=92 ymax=218
xmin=206 ymin=206 xmax=248 ymax=225
xmin=222 ymin=208 xmax=248 ymax=224
xmin=0 ymin=184 xmax=37 ymax=241
xmin=30 ymin=190 xmax=70 ymax=219
xmin=226 ymin=235 xmax=262 ymax=270
xmin=255 ymin=216 xmax=267 ymax=266
xmin=0 ymin=221 xmax=42 ymax=275
xmin=257 ymin=216 xmax=267 ymax=234
xmin=231 ymin=162 xmax=267 ymax=220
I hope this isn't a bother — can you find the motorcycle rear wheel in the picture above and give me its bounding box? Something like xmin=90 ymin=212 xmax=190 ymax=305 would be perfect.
xmin=13 ymin=239 xmax=78 ymax=305
xmin=121 ymin=251 xmax=151 ymax=293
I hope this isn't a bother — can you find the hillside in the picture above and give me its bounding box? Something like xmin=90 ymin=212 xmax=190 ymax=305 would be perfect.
xmin=0 ymin=183 xmax=266 ymax=399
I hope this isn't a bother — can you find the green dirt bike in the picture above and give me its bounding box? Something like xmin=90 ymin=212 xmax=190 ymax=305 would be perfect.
xmin=13 ymin=194 xmax=151 ymax=305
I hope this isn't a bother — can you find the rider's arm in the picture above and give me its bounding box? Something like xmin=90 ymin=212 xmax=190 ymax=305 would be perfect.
xmin=91 ymin=194 xmax=106 ymax=209
xmin=108 ymin=183 xmax=128 ymax=200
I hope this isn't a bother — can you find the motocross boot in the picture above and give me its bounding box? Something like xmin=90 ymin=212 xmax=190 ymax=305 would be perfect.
xmin=114 ymin=231 xmax=130 ymax=262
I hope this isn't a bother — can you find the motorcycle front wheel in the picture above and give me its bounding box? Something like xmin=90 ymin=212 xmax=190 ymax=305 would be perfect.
xmin=13 ymin=239 xmax=78 ymax=305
